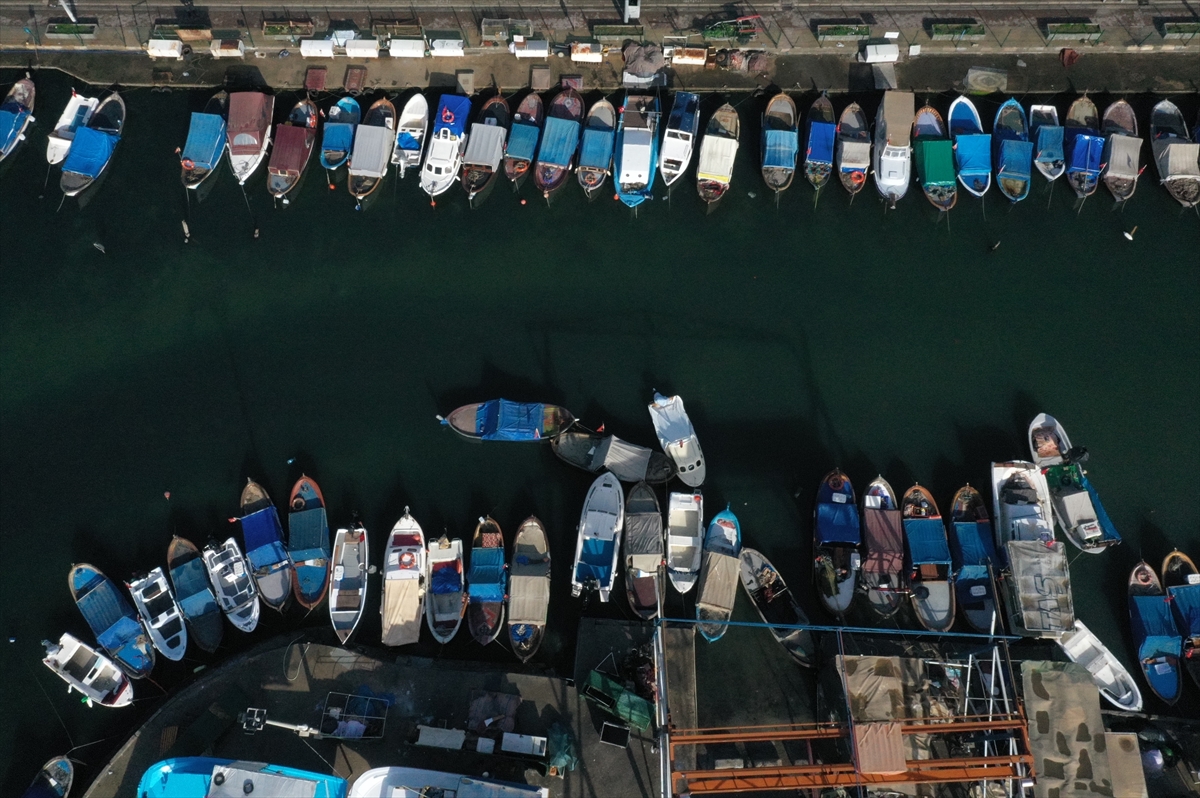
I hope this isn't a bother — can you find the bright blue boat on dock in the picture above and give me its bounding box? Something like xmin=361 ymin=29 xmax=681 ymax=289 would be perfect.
xmin=68 ymin=563 xmax=155 ymax=679
xmin=614 ymin=93 xmax=660 ymax=208
xmin=1128 ymin=561 xmax=1182 ymax=705
xmin=319 ymin=96 xmax=361 ymax=170
xmin=1065 ymin=96 xmax=1103 ymax=198
xmin=948 ymin=96 xmax=990 ymax=198
xmin=993 ymin=98 xmax=1033 ymax=203
xmin=287 ymin=475 xmax=330 ymax=610
xmin=696 ymin=505 xmax=741 ymax=642
xmin=239 ymin=479 xmax=293 ymax=612
xmin=137 ymin=757 xmax=347 ymax=798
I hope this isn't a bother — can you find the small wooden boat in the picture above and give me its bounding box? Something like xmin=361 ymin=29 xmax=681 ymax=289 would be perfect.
xmin=1030 ymin=104 xmax=1065 ymax=182
xmin=226 ymin=91 xmax=273 ymax=185
xmin=41 ymin=633 xmax=133 ymax=708
xmin=614 ymin=93 xmax=660 ymax=208
xmin=22 ymin=756 xmax=73 ymax=798
xmin=267 ymin=96 xmax=318 ymax=201
xmin=948 ymin=485 xmax=999 ymax=633
xmin=813 ymin=469 xmax=860 ymax=618
xmin=61 ymin=92 xmax=125 ymax=197
xmin=761 ymin=92 xmax=798 ymax=194
xmin=201 ymin=538 xmax=259 ymax=632
xmin=660 ymin=91 xmax=700 ymax=187
xmin=648 ymin=392 xmax=705 ymax=487
xmin=68 ymin=563 xmax=155 ymax=679
xmin=507 ymin=516 xmax=551 ymax=662
xmin=320 ymin=95 xmax=360 ymax=171
xmin=167 ymin=536 xmax=224 ymax=652
xmin=835 ymin=102 xmax=870 ymax=195
xmin=1162 ymin=550 xmax=1200 ymax=692
xmin=461 ymin=95 xmax=509 ymax=204
xmin=440 ymin=399 xmax=574 ymax=442
xmin=421 ymin=94 xmax=471 ymax=198
xmin=240 ymin=479 xmax=293 ymax=612
xmin=993 ymin=97 xmax=1032 ymax=203
xmin=348 ymin=97 xmax=396 ymax=206
xmin=288 ymin=475 xmax=330 ymax=610
xmin=534 ymin=88 xmax=584 ymax=199
xmin=329 ymin=522 xmax=369 ymax=644
xmin=571 ymin=472 xmax=625 ymax=601
xmin=696 ymin=103 xmax=740 ymax=206
xmin=902 ymin=485 xmax=955 ymax=632
xmin=948 ymin=95 xmax=990 ymax=197
xmin=0 ymin=73 xmax=35 ymax=162
xmin=381 ymin=508 xmax=425 ymax=647
xmin=1029 ymin=413 xmax=1121 ymax=552
xmin=625 ymin=482 xmax=665 ymax=620
xmin=872 ymin=90 xmax=913 ymax=207
xmin=47 ymin=89 xmax=99 ymax=165
xmin=1150 ymin=99 xmax=1200 ymax=208
xmin=860 ymin=476 xmax=905 ymax=620
xmin=504 ymin=92 xmax=543 ymax=184
xmin=697 ymin=506 xmax=741 ymax=642
xmin=1101 ymin=99 xmax=1141 ymax=203
xmin=577 ymin=98 xmax=617 ymax=198
xmin=666 ymin=491 xmax=703 ymax=594
xmin=1128 ymin=561 xmax=1182 ymax=704
xmin=180 ymin=91 xmax=227 ymax=189
xmin=739 ymin=548 xmax=814 ymax=667
xmin=912 ymin=103 xmax=956 ymax=212
xmin=1057 ymin=620 xmax=1143 ymax=711
xmin=391 ymin=92 xmax=428 ymax=177
xmin=804 ymin=93 xmax=836 ymax=193
xmin=1065 ymin=95 xmax=1103 ymax=198
xmin=467 ymin=516 xmax=507 ymax=645
xmin=551 ymin=429 xmax=674 ymax=483
xmin=426 ymin=534 xmax=466 ymax=643
xmin=127 ymin=567 xmax=187 ymax=661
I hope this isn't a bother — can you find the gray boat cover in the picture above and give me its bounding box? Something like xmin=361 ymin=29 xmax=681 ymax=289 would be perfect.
xmin=1153 ymin=140 xmax=1200 ymax=180
xmin=1021 ymin=661 xmax=1112 ymax=798
xmin=508 ymin=574 xmax=549 ymax=626
xmin=463 ymin=123 xmax=505 ymax=169
xmin=840 ymin=140 xmax=871 ymax=169
xmin=381 ymin=579 xmax=421 ymax=646
xmin=1105 ymin=134 xmax=1140 ymax=179
xmin=349 ymin=125 xmax=392 ymax=177
xmin=1005 ymin=539 xmax=1074 ymax=636
xmin=697 ymin=553 xmax=738 ymax=616
xmin=597 ymin=436 xmax=653 ymax=481
xmin=881 ymin=91 xmax=913 ymax=147
xmin=626 ymin=512 xmax=663 ymax=574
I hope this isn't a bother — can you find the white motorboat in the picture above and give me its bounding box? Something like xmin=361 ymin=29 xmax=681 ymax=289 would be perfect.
xmin=426 ymin=534 xmax=465 ymax=643
xmin=127 ymin=567 xmax=187 ymax=661
xmin=330 ymin=522 xmax=369 ymax=644
xmin=508 ymin=516 xmax=551 ymax=662
xmin=648 ymin=392 xmax=706 ymax=487
xmin=873 ymin=90 xmax=913 ymax=208
xmin=381 ymin=508 xmax=425 ymax=647
xmin=666 ymin=490 xmax=703 ymax=594
xmin=1028 ymin=412 xmax=1074 ymax=467
xmin=1057 ymin=619 xmax=1143 ymax=711
xmin=420 ymin=94 xmax=470 ymax=198
xmin=570 ymin=471 xmax=624 ymax=601
xmin=201 ymin=537 xmax=260 ymax=633
xmin=47 ymin=90 xmax=99 ymax=165
xmin=1029 ymin=413 xmax=1120 ymax=553
xmin=349 ymin=767 xmax=549 ymax=798
xmin=391 ymin=92 xmax=429 ymax=175
xmin=659 ymin=91 xmax=700 ymax=187
xmin=41 ymin=632 xmax=133 ymax=708
xmin=226 ymin=91 xmax=273 ymax=184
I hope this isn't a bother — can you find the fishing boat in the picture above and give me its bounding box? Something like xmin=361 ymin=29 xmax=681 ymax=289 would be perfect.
xmin=912 ymin=103 xmax=956 ymax=212
xmin=226 ymin=91 xmax=273 ymax=184
xmin=1101 ymin=99 xmax=1141 ymax=203
xmin=22 ymin=757 xmax=73 ymax=798
xmin=625 ymin=482 xmax=665 ymax=620
xmin=47 ymin=89 xmax=99 ymax=165
xmin=0 ymin=73 xmax=34 ymax=162
xmin=813 ymin=469 xmax=860 ymax=618
xmin=507 ymin=516 xmax=550 ymax=662
xmin=1162 ymin=550 xmax=1200 ymax=691
xmin=948 ymin=485 xmax=999 ymax=633
xmin=267 ymin=96 xmax=318 ymax=201
xmin=467 ymin=516 xmax=507 ymax=645
xmin=739 ymin=548 xmax=814 ymax=666
xmin=426 ymin=535 xmax=466 ymax=643
xmin=329 ymin=522 xmax=369 ymax=644
xmin=835 ymin=102 xmax=870 ymax=195
xmin=61 ymin=92 xmax=125 ymax=197
xmin=287 ymin=475 xmax=330 ymax=610
xmin=421 ymin=94 xmax=471 ymax=198
xmin=873 ymin=90 xmax=913 ymax=208
xmin=391 ymin=92 xmax=428 ymax=177
xmin=319 ymin=96 xmax=360 ymax=171
xmin=127 ymin=568 xmax=187 ymax=661
xmin=239 ymin=479 xmax=293 ymax=612
xmin=1150 ymin=99 xmax=1200 ymax=208
xmin=577 ymin=98 xmax=617 ymax=198
xmin=804 ymin=93 xmax=836 ymax=193
xmin=860 ymin=476 xmax=905 ymax=621
xmin=380 ymin=508 xmax=425 ymax=646
xmin=1028 ymin=411 xmax=1079 ymax=468
xmin=614 ymin=93 xmax=659 ymax=208
xmin=534 ymin=88 xmax=583 ymax=200
xmin=666 ymin=491 xmax=704 ymax=594
xmin=1064 ymin=96 xmax=1103 ymax=199
xmin=68 ymin=563 xmax=155 ymax=679
xmin=461 ymin=95 xmax=509 ymax=204
xmin=180 ymin=91 xmax=227 ymax=189
xmin=348 ymin=97 xmax=396 ymax=206
xmin=137 ymin=757 xmax=348 ymax=798
xmin=349 ymin=767 xmax=546 ymax=798
xmin=660 ymin=91 xmax=700 ymax=187
xmin=551 ymin=429 xmax=674 ymax=483
xmin=993 ymin=98 xmax=1033 ymax=202
xmin=696 ymin=505 xmax=741 ymax=642
xmin=902 ymin=485 xmax=955 ymax=632
xmin=41 ymin=633 xmax=133 ymax=708
xmin=1029 ymin=413 xmax=1120 ymax=552
xmin=761 ymin=92 xmax=799 ymax=194
xmin=1057 ymin=620 xmax=1143 ymax=712
xmin=1030 ymin=104 xmax=1065 ymax=182
xmin=440 ymin=398 xmax=575 ymax=442
xmin=1128 ymin=561 xmax=1182 ymax=705
xmin=166 ymin=536 xmax=224 ymax=652
xmin=648 ymin=392 xmax=705 ymax=487
xmin=504 ymin=92 xmax=543 ymax=186
xmin=201 ymin=538 xmax=259 ymax=632
xmin=948 ymin=95 xmax=990 ymax=197
xmin=571 ymin=472 xmax=624 ymax=601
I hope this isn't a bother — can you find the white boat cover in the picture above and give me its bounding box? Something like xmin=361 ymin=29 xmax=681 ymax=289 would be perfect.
xmin=1105 ymin=134 xmax=1140 ymax=179
xmin=596 ymin=436 xmax=652 ymax=480
xmin=508 ymin=575 xmax=549 ymax=625
xmin=697 ymin=553 xmax=738 ymax=616
xmin=619 ymin=128 xmax=653 ymax=184
xmin=381 ymin=579 xmax=421 ymax=646
xmin=463 ymin=123 xmax=505 ymax=169
xmin=841 ymin=140 xmax=871 ymax=169
xmin=349 ymin=126 xmax=392 ymax=177
xmin=1154 ymin=140 xmax=1200 ymax=180
xmin=1021 ymin=661 xmax=1112 ymax=798
xmin=697 ymin=136 xmax=737 ymax=181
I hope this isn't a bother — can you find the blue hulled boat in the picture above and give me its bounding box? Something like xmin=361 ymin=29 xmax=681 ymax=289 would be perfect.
xmin=993 ymin=98 xmax=1032 ymax=202
xmin=288 ymin=475 xmax=330 ymax=610
xmin=239 ymin=479 xmax=293 ymax=612
xmin=696 ymin=505 xmax=741 ymax=642
xmin=903 ymin=485 xmax=955 ymax=632
xmin=1163 ymin=550 xmax=1200 ymax=691
xmin=1065 ymin=96 xmax=1103 ymax=198
xmin=441 ymin=398 xmax=575 ymax=442
xmin=813 ymin=469 xmax=860 ymax=617
xmin=1128 ymin=561 xmax=1182 ymax=705
xmin=467 ymin=516 xmax=507 ymax=644
xmin=948 ymin=95 xmax=990 ymax=197
xmin=948 ymin=485 xmax=999 ymax=633
xmin=614 ymin=93 xmax=660 ymax=208
xmin=61 ymin=91 xmax=125 ymax=197
xmin=180 ymin=92 xmax=227 ymax=189
xmin=0 ymin=74 xmax=35 ymax=162
xmin=68 ymin=563 xmax=155 ymax=679
xmin=137 ymin=758 xmax=346 ymax=798
xmin=319 ymin=96 xmax=360 ymax=170
xmin=803 ymin=93 xmax=836 ymax=192
xmin=167 ymin=537 xmax=224 ymax=652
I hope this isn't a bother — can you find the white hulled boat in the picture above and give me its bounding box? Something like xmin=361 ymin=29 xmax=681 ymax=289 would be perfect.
xmin=41 ymin=633 xmax=134 ymax=707
xmin=381 ymin=508 xmax=425 ymax=647
xmin=570 ymin=472 xmax=624 ymax=601
xmin=873 ymin=90 xmax=913 ymax=208
xmin=47 ymin=90 xmax=99 ymax=165
xmin=127 ymin=567 xmax=187 ymax=661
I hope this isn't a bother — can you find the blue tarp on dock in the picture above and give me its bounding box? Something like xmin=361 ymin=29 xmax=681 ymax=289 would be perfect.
xmin=182 ymin=113 xmax=226 ymax=171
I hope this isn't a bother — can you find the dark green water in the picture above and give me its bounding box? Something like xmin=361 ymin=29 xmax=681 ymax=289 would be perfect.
xmin=1 ymin=68 xmax=1197 ymax=792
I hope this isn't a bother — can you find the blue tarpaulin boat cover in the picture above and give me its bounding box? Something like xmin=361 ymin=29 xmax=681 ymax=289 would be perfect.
xmin=62 ymin=126 xmax=118 ymax=178
xmin=538 ymin=116 xmax=581 ymax=168
xmin=816 ymin=502 xmax=861 ymax=545
xmin=323 ymin=122 xmax=355 ymax=153
xmin=1168 ymin=585 xmax=1200 ymax=637
xmin=906 ymin=518 xmax=951 ymax=565
xmin=431 ymin=563 xmax=461 ymax=594
xmin=807 ymin=122 xmax=835 ymax=165
xmin=474 ymin=399 xmax=545 ymax=440
xmin=1036 ymin=125 xmax=1064 ymax=164
xmin=1082 ymin=474 xmax=1121 ymax=544
xmin=1068 ymin=132 xmax=1103 ymax=174
xmin=468 ymin=547 xmax=507 ymax=602
xmin=579 ymin=125 xmax=614 ymax=170
xmin=77 ymin=576 xmax=129 ymax=640
xmin=395 ymin=130 xmax=420 ymax=151
xmin=507 ymin=123 xmax=540 ymax=162
xmin=763 ymin=129 xmax=798 ymax=169
xmin=998 ymin=140 xmax=1033 ymax=179
xmin=955 ymin=133 xmax=990 ymax=178
xmin=172 ymin=557 xmax=218 ymax=619
xmin=1130 ymin=594 xmax=1182 ymax=660
xmin=433 ymin=95 xmax=470 ymax=137
xmin=0 ymin=105 xmax=31 ymax=153
xmin=242 ymin=507 xmax=288 ymax=569
xmin=288 ymin=507 xmax=329 ymax=563
xmin=182 ymin=113 xmax=226 ymax=171
xmin=576 ymin=537 xmax=614 ymax=585
xmin=952 ymin=521 xmax=996 ymax=567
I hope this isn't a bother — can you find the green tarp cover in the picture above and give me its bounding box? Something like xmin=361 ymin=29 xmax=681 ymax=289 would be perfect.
xmin=584 ymin=670 xmax=652 ymax=730
xmin=916 ymin=139 xmax=955 ymax=185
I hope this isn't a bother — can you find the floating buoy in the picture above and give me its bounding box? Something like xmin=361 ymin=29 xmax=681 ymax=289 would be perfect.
xmin=329 ymin=183 xmax=336 ymax=191
xmin=431 ymin=199 xmax=436 ymax=207
xmin=613 ymin=193 xmax=619 ymax=201
xmin=520 ymin=199 xmax=526 ymax=205
xmin=1124 ymin=225 xmax=1137 ymax=241
xmin=164 ymin=491 xmax=171 ymax=500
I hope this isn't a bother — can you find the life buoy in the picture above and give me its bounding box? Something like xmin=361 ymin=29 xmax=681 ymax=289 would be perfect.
xmin=182 ymin=158 xmax=195 ymax=170
xmin=399 ymin=552 xmax=416 ymax=568
xmin=850 ymin=171 xmax=865 ymax=185
xmin=442 ymin=107 xmax=455 ymax=124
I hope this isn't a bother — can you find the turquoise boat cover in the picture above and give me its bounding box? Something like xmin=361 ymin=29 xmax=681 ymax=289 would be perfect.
xmin=1067 ymin=131 xmax=1103 ymax=175
xmin=998 ymin=140 xmax=1033 ymax=179
xmin=575 ymin=536 xmax=614 ymax=586
xmin=182 ymin=113 xmax=226 ymax=171
xmin=62 ymin=127 xmax=118 ymax=178
xmin=538 ymin=116 xmax=581 ymax=168
xmin=806 ymin=122 xmax=835 ymax=165
xmin=136 ymin=757 xmax=347 ymax=798
xmin=474 ymin=399 xmax=546 ymax=440
xmin=954 ymin=133 xmax=990 ymax=178
xmin=288 ymin=507 xmax=329 ymax=563
xmin=171 ymin=556 xmax=218 ymax=619
xmin=1168 ymin=584 xmax=1200 ymax=637
xmin=468 ymin=546 xmax=507 ymax=602
xmin=322 ymin=123 xmax=354 ymax=152
xmin=507 ymin=122 xmax=540 ymax=162
xmin=579 ymin=125 xmax=614 ymax=170
xmin=1035 ymin=125 xmax=1064 ymax=164
xmin=951 ymin=521 xmax=997 ymax=567
xmin=433 ymin=94 xmax=470 ymax=137
xmin=905 ymin=518 xmax=951 ymax=565
xmin=242 ymin=507 xmax=288 ymax=569
xmin=816 ymin=502 xmax=860 ymax=545
xmin=763 ymin=129 xmax=798 ymax=168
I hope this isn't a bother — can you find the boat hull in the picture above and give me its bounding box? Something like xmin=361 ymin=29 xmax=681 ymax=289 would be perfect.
xmin=508 ymin=517 xmax=550 ymax=662
xmin=68 ymin=563 xmax=156 ymax=679
xmin=739 ymin=548 xmax=814 ymax=666
xmin=330 ymin=524 xmax=369 ymax=644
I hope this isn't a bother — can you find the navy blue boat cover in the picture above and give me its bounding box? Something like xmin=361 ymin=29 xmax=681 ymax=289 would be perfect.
xmin=763 ymin=129 xmax=798 ymax=168
xmin=1168 ymin=584 xmax=1200 ymax=638
xmin=434 ymin=95 xmax=470 ymax=137
xmin=77 ymin=575 xmax=132 ymax=640
xmin=998 ymin=140 xmax=1033 ymax=179
xmin=468 ymin=547 xmax=507 ymax=602
xmin=575 ymin=537 xmax=615 ymax=586
xmin=1082 ymin=473 xmax=1121 ymax=544
xmin=475 ymin=399 xmax=545 ymax=440
xmin=63 ymin=126 xmax=118 ymax=178
xmin=906 ymin=518 xmax=951 ymax=565
xmin=431 ymin=563 xmax=461 ymax=594
xmin=538 ymin=116 xmax=581 ymax=168
xmin=323 ymin=122 xmax=355 ymax=152
xmin=807 ymin=122 xmax=835 ymax=165
xmin=242 ymin=507 xmax=288 ymax=569
xmin=288 ymin=507 xmax=330 ymax=563
xmin=1130 ymin=594 xmax=1182 ymax=661
xmin=182 ymin=112 xmax=226 ymax=171
xmin=507 ymin=122 xmax=540 ymax=163
xmin=1067 ymin=132 xmax=1103 ymax=174
xmin=952 ymin=521 xmax=997 ymax=567
xmin=579 ymin=125 xmax=614 ymax=170
xmin=816 ymin=501 xmax=860 ymax=545
xmin=955 ymin=133 xmax=990 ymax=179
xmin=1035 ymin=125 xmax=1064 ymax=164
xmin=171 ymin=556 xmax=218 ymax=619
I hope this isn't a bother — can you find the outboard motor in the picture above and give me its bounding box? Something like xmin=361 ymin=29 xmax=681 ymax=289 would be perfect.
xmin=1065 ymin=445 xmax=1090 ymax=464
